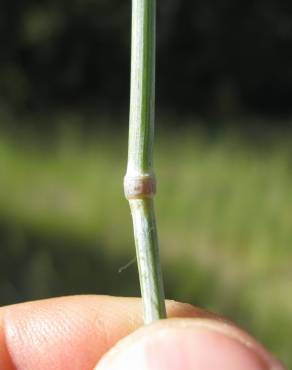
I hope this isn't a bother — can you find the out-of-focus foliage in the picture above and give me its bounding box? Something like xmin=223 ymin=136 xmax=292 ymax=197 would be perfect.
xmin=0 ymin=120 xmax=291 ymax=367
xmin=1 ymin=0 xmax=292 ymax=117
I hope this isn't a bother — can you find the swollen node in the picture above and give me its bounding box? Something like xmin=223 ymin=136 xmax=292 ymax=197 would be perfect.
xmin=124 ymin=175 xmax=156 ymax=200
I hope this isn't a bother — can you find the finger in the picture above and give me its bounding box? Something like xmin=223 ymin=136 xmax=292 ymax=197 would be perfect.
xmin=0 ymin=295 xmax=214 ymax=370
xmin=0 ymin=309 xmax=14 ymax=370
xmin=96 ymin=318 xmax=286 ymax=370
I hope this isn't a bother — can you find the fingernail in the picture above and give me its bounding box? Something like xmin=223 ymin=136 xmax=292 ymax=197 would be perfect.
xmin=96 ymin=319 xmax=285 ymax=370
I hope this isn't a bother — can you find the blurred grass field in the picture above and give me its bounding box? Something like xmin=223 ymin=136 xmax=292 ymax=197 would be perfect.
xmin=0 ymin=119 xmax=291 ymax=367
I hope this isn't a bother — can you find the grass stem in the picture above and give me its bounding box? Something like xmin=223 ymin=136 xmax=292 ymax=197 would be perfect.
xmin=124 ymin=0 xmax=166 ymax=324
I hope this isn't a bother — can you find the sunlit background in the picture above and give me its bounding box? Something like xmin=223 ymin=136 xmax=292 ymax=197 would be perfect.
xmin=0 ymin=1 xmax=291 ymax=367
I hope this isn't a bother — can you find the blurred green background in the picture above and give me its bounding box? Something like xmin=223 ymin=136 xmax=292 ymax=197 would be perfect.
xmin=0 ymin=1 xmax=291 ymax=368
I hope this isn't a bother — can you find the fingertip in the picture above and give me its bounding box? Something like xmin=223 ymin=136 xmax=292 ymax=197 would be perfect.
xmin=2 ymin=296 xmax=142 ymax=370
xmin=0 ymin=296 xmax=213 ymax=370
xmin=0 ymin=308 xmax=14 ymax=370
xmin=95 ymin=318 xmax=286 ymax=370
xmin=1 ymin=297 xmax=284 ymax=370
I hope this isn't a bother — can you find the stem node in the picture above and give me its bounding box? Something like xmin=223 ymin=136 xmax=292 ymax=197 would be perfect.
xmin=124 ymin=175 xmax=156 ymax=200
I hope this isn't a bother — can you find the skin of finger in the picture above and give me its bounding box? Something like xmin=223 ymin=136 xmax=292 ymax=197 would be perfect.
xmin=95 ymin=319 xmax=286 ymax=370
xmin=0 ymin=311 xmax=14 ymax=370
xmin=0 ymin=295 xmax=215 ymax=370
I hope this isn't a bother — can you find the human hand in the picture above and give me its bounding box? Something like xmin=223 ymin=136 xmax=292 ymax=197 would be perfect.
xmin=0 ymin=296 xmax=285 ymax=370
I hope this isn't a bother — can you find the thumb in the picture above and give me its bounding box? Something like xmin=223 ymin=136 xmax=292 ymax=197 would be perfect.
xmin=95 ymin=318 xmax=285 ymax=370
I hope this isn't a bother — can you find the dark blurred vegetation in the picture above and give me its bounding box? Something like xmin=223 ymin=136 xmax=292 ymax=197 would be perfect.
xmin=0 ymin=1 xmax=291 ymax=368
xmin=1 ymin=0 xmax=292 ymax=118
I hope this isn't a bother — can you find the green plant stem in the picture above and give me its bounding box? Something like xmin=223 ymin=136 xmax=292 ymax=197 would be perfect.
xmin=124 ymin=0 xmax=166 ymax=324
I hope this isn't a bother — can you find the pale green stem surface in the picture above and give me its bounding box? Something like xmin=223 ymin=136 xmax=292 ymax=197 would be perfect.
xmin=125 ymin=0 xmax=166 ymax=324
xmin=129 ymin=198 xmax=166 ymax=323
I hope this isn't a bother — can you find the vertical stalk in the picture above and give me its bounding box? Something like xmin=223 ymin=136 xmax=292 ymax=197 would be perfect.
xmin=124 ymin=0 xmax=166 ymax=324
